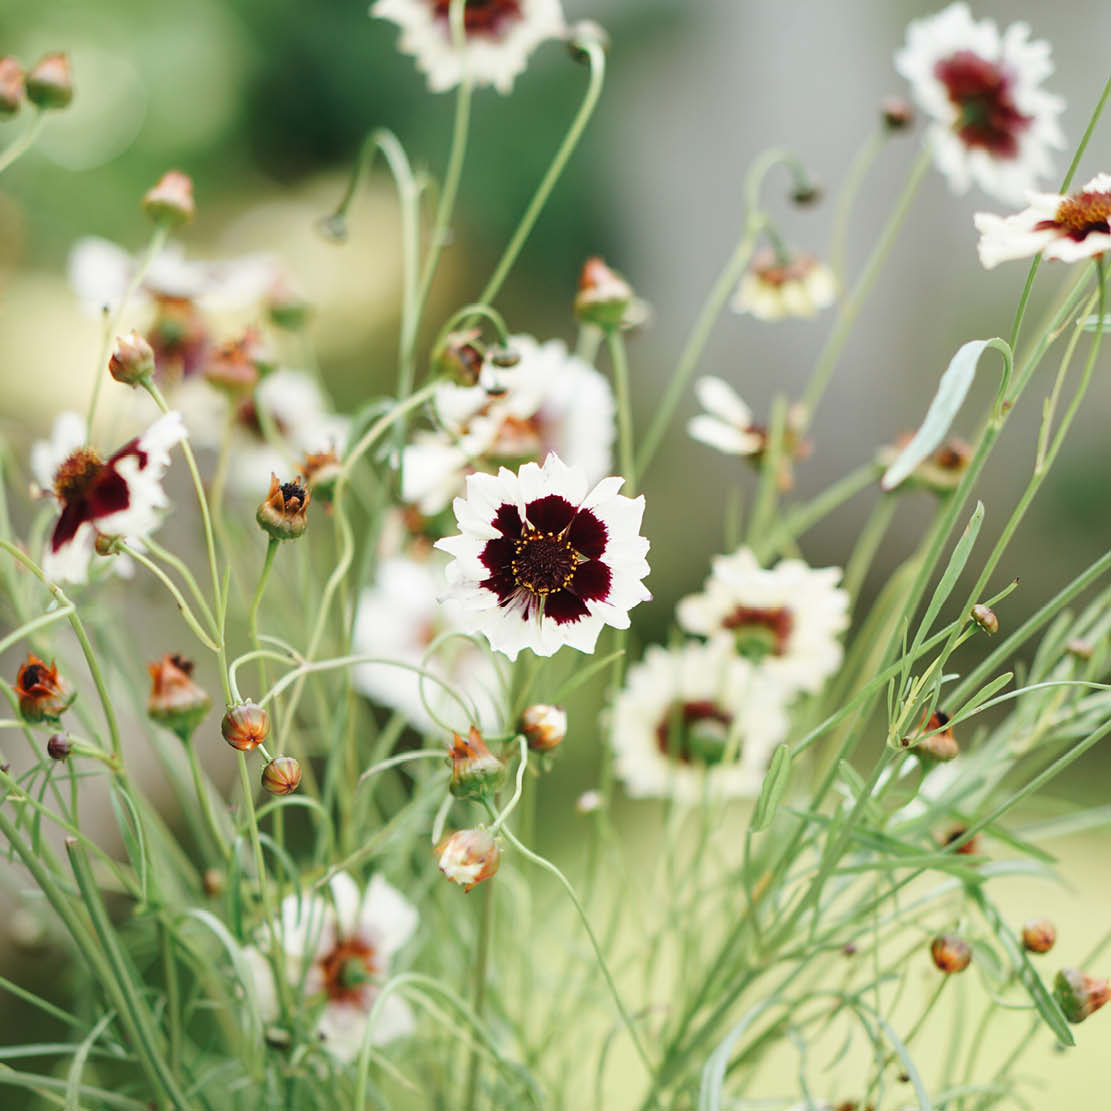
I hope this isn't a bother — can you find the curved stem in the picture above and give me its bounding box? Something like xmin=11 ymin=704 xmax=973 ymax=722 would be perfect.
xmin=119 ymin=543 xmax=219 ymax=653
xmin=830 ymin=128 xmax=885 ymax=285
xmin=0 ymin=111 xmax=46 ymax=175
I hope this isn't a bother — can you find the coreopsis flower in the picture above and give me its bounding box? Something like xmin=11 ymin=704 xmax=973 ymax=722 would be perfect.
xmin=257 ymin=475 xmax=310 ymax=541
xmin=1054 ymin=968 xmax=1111 ymax=1024
xmin=520 ymin=703 xmax=566 ymax=752
xmin=930 ymin=933 xmax=972 ymax=974
xmin=242 ymin=872 xmax=418 ymax=1061
xmin=15 ymin=654 xmax=75 ymax=723
xmin=34 ymin=411 xmax=187 ymax=583
xmin=147 ymin=654 xmax=211 ymax=740
xmin=434 ymin=828 xmax=501 ymax=891
xmin=877 ymin=432 xmax=971 ymax=494
xmin=0 ymin=57 xmax=24 ymax=117
xmin=611 ymin=640 xmax=789 ymax=804
xmin=974 ymin=174 xmax=1111 ymax=269
xmin=448 ymin=725 xmax=506 ymax=800
xmin=435 ymin=453 xmax=651 ymax=661
xmin=372 ymin=0 xmax=565 ymax=94
xmin=676 ymin=547 xmax=849 ymax=697
xmin=401 ymin=334 xmax=615 ymax=516
xmin=732 ymin=248 xmax=836 ymax=322
xmin=894 ymin=3 xmax=1064 ymax=205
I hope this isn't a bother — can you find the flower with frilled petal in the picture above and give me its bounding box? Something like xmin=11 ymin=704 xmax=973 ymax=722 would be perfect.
xmin=435 ymin=453 xmax=650 ymax=661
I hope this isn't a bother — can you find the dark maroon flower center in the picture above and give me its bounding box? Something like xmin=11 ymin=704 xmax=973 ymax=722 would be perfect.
xmin=933 ymin=50 xmax=1032 ymax=158
xmin=721 ymin=605 xmax=793 ymax=662
xmin=53 ymin=448 xmax=103 ymax=503
xmin=320 ymin=936 xmax=379 ymax=1006
xmin=656 ymin=700 xmax=732 ymax=766
xmin=512 ymin=530 xmax=576 ymax=595
xmin=430 ymin=0 xmax=523 ymax=37
xmin=1036 ymin=190 xmax=1111 ymax=241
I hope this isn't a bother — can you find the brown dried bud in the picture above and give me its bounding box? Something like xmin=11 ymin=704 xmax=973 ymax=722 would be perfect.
xmin=1021 ymin=919 xmax=1057 ymax=955
xmin=257 ymin=474 xmax=310 ymax=540
xmin=221 ymin=702 xmax=269 ymax=752
xmin=448 ymin=725 xmax=505 ymax=800
xmin=203 ymin=330 xmax=264 ymax=397
xmin=15 ymin=654 xmax=75 ymax=723
xmin=930 ymin=934 xmax=972 ymax=974
xmin=261 ymin=756 xmax=302 ymax=795
xmin=109 ymin=331 xmax=156 ymax=386
xmin=265 ymin=277 xmax=312 ymax=332
xmin=46 ymin=734 xmax=72 ymax=761
xmin=25 ymin=53 xmax=73 ymax=110
xmin=881 ymin=96 xmax=915 ymax=132
xmin=434 ymin=828 xmax=501 ymax=892
xmin=147 ymin=654 xmax=211 ymax=741
xmin=1054 ymin=967 xmax=1111 ymax=1023
xmin=299 ymin=447 xmax=342 ymax=502
xmin=912 ymin=709 xmax=959 ymax=762
xmin=940 ymin=824 xmax=980 ymax=856
xmin=143 ymin=170 xmax=195 ymax=228
xmin=574 ymin=257 xmax=634 ymax=330
xmin=434 ymin=329 xmax=486 ymax=387
xmin=0 ymin=57 xmax=25 ymax=118
xmin=970 ymin=603 xmax=998 ymax=636
xmin=520 ymin=704 xmax=567 ymax=753
xmin=202 ymin=868 xmax=225 ymax=897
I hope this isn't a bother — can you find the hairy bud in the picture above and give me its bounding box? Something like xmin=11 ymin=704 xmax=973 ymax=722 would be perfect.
xmin=1054 ymin=968 xmax=1111 ymax=1023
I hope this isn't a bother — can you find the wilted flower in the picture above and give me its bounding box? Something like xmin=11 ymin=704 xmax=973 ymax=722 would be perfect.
xmin=434 ymin=828 xmax=501 ymax=892
xmin=520 ymin=704 xmax=566 ymax=752
xmin=435 ymin=453 xmax=651 ymax=661
xmin=143 ymin=171 xmax=195 ymax=228
xmin=448 ymin=725 xmax=506 ymax=800
xmin=0 ymin=57 xmax=25 ymax=117
xmin=300 ymin=447 xmax=342 ymax=500
xmin=15 ymin=654 xmax=75 ymax=723
xmin=1054 ymin=968 xmax=1111 ymax=1023
xmin=221 ymin=702 xmax=270 ymax=752
xmin=242 ymin=873 xmax=418 ymax=1060
xmin=877 ymin=433 xmax=971 ymax=494
xmin=147 ymin=654 xmax=211 ymax=740
xmin=574 ymin=257 xmax=634 ymax=330
xmin=257 ymin=475 xmax=310 ymax=541
xmin=1022 ymin=919 xmax=1056 ymax=954
xmin=261 ymin=756 xmax=302 ymax=795
xmin=25 ymin=52 xmax=73 ymax=110
xmin=109 ymin=331 xmax=157 ymax=387
xmin=372 ymin=0 xmax=566 ymax=94
xmin=894 ymin=3 xmax=1064 ymax=205
xmin=930 ymin=933 xmax=972 ymax=973
xmin=732 ymin=248 xmax=836 ymax=322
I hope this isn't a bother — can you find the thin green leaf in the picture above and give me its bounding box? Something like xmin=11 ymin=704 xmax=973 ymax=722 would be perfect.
xmin=751 ymin=744 xmax=792 ymax=832
xmin=66 ymin=1011 xmax=117 ymax=1111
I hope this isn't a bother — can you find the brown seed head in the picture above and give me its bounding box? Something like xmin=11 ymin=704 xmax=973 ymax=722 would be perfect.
xmin=143 ymin=170 xmax=195 ymax=228
xmin=931 ymin=933 xmax=972 ymax=974
xmin=257 ymin=474 xmax=310 ymax=540
xmin=221 ymin=702 xmax=270 ymax=752
xmin=25 ymin=53 xmax=73 ymax=109
xmin=261 ymin=756 xmax=302 ymax=796
xmin=0 ymin=57 xmax=25 ymax=117
xmin=15 ymin=654 xmax=75 ymax=723
xmin=1021 ymin=918 xmax=1057 ymax=955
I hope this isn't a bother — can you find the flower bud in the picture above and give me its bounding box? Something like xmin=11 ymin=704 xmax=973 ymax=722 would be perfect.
xmin=47 ymin=734 xmax=72 ymax=761
xmin=448 ymin=725 xmax=506 ymax=801
xmin=257 ymin=474 xmax=310 ymax=541
xmin=930 ymin=934 xmax=972 ymax=974
xmin=1067 ymin=639 xmax=1093 ymax=661
xmin=574 ymin=257 xmax=634 ymax=330
xmin=15 ymin=654 xmax=75 ymax=723
xmin=203 ymin=331 xmax=264 ymax=397
xmin=221 ymin=702 xmax=270 ymax=752
xmin=266 ymin=277 xmax=312 ymax=332
xmin=434 ymin=828 xmax=501 ymax=892
xmin=261 ymin=756 xmax=302 ymax=795
xmin=576 ymin=789 xmax=603 ymax=815
xmin=881 ymin=96 xmax=915 ymax=132
xmin=147 ymin=654 xmax=211 ymax=741
xmin=0 ymin=57 xmax=25 ymax=118
xmin=25 ymin=53 xmax=73 ymax=110
xmin=109 ymin=331 xmax=156 ymax=386
xmin=520 ymin=704 xmax=567 ymax=753
xmin=143 ymin=170 xmax=195 ymax=228
xmin=434 ymin=329 xmax=486 ymax=387
xmin=940 ymin=823 xmax=980 ymax=856
xmin=790 ymin=181 xmax=823 ymax=207
xmin=970 ymin=604 xmax=998 ymax=636
xmin=566 ymin=19 xmax=610 ymax=63
xmin=300 ymin=447 xmax=342 ymax=501
xmin=912 ymin=709 xmax=959 ymax=762
xmin=1054 ymin=967 xmax=1111 ymax=1023
xmin=202 ymin=868 xmax=225 ymax=897
xmin=488 ymin=347 xmax=521 ymax=369
xmin=1021 ymin=919 xmax=1057 ymax=955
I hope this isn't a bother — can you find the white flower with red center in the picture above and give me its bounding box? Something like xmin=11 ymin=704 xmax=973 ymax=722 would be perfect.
xmin=243 ymin=872 xmax=418 ymax=1063
xmin=33 ymin=411 xmax=187 ymax=584
xmin=612 ymin=640 xmax=789 ymax=803
xmin=732 ymin=249 xmax=836 ymax=322
xmin=894 ymin=3 xmax=1065 ymax=206
xmin=676 ymin=547 xmax=849 ymax=697
xmin=974 ymin=174 xmax=1111 ymax=269
xmin=402 ymin=334 xmax=615 ymax=516
xmin=372 ymin=0 xmax=565 ymax=94
xmin=435 ymin=453 xmax=650 ymax=661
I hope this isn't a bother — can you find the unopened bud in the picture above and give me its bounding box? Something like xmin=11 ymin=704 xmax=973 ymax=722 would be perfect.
xmin=520 ymin=704 xmax=567 ymax=753
xmin=109 ymin=331 xmax=156 ymax=386
xmin=434 ymin=828 xmax=501 ymax=892
xmin=202 ymin=868 xmax=225 ymax=897
xmin=930 ymin=934 xmax=972 ymax=974
xmin=574 ymin=257 xmax=634 ymax=330
xmin=47 ymin=734 xmax=72 ymax=761
xmin=912 ymin=709 xmax=958 ymax=762
xmin=1054 ymin=967 xmax=1111 ymax=1023
xmin=940 ymin=824 xmax=980 ymax=856
xmin=1067 ymin=639 xmax=1093 ymax=661
xmin=143 ymin=170 xmax=195 ymax=228
xmin=221 ymin=702 xmax=269 ymax=752
xmin=448 ymin=725 xmax=505 ymax=800
xmin=204 ymin=330 xmax=264 ymax=396
xmin=1021 ymin=919 xmax=1057 ymax=955
xmin=257 ymin=475 xmax=310 ymax=540
xmin=881 ymin=96 xmax=915 ymax=132
xmin=0 ymin=57 xmax=24 ymax=117
xmin=566 ymin=20 xmax=610 ymax=63
xmin=790 ymin=181 xmax=822 ymax=207
xmin=316 ymin=212 xmax=348 ymax=243
xmin=434 ymin=329 xmax=485 ymax=386
xmin=261 ymin=756 xmax=302 ymax=795
xmin=147 ymin=654 xmax=211 ymax=741
xmin=25 ymin=53 xmax=73 ymax=110
xmin=970 ymin=604 xmax=998 ymax=636
xmin=15 ymin=654 xmax=74 ymax=723
xmin=266 ymin=277 xmax=312 ymax=332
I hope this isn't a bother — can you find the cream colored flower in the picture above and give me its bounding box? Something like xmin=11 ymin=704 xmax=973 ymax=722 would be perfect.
xmin=732 ymin=249 xmax=836 ymax=322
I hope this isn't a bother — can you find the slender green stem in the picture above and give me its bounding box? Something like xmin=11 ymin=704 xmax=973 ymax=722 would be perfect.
xmin=120 ymin=543 xmax=219 ymax=652
xmin=463 ymin=878 xmax=495 ymax=1111
xmin=606 ymin=329 xmax=637 ymax=493
xmin=248 ymin=539 xmax=280 ymax=687
xmin=830 ymin=128 xmax=885 ymax=283
xmin=0 ymin=110 xmax=46 ymax=175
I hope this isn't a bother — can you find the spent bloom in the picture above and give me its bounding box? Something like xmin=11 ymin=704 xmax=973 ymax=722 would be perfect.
xmin=435 ymin=453 xmax=651 ymax=661
xmin=15 ymin=654 xmax=75 ymax=723
xmin=611 ymin=639 xmax=789 ymax=804
xmin=242 ymin=872 xmax=418 ymax=1061
xmin=147 ymin=654 xmax=211 ymax=740
xmin=894 ymin=3 xmax=1064 ymax=205
xmin=732 ymin=248 xmax=836 ymax=322
xmin=256 ymin=475 xmax=311 ymax=541
xmin=373 ymin=0 xmax=565 ymax=94
xmin=1054 ymin=968 xmax=1111 ymax=1024
xmin=974 ymin=174 xmax=1111 ymax=269
xmin=435 ymin=828 xmax=501 ymax=891
xmin=677 ymin=547 xmax=849 ymax=697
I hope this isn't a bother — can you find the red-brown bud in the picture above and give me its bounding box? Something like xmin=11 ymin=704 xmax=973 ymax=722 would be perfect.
xmin=930 ymin=934 xmax=972 ymax=974
xmin=261 ymin=756 xmax=302 ymax=795
xmin=0 ymin=57 xmax=25 ymax=117
xmin=970 ymin=604 xmax=999 ymax=636
xmin=911 ymin=709 xmax=959 ymax=762
xmin=881 ymin=96 xmax=915 ymax=132
xmin=520 ymin=704 xmax=567 ymax=753
xmin=143 ymin=170 xmax=195 ymax=228
xmin=1054 ymin=967 xmax=1111 ymax=1023
xmin=25 ymin=53 xmax=73 ymax=110
xmin=257 ymin=474 xmax=310 ymax=540
xmin=448 ymin=725 xmax=505 ymax=800
xmin=221 ymin=702 xmax=269 ymax=752
xmin=147 ymin=654 xmax=211 ymax=741
xmin=940 ymin=824 xmax=980 ymax=856
xmin=574 ymin=257 xmax=635 ymax=330
xmin=1021 ymin=919 xmax=1057 ymax=955
xmin=15 ymin=654 xmax=75 ymax=723
xmin=46 ymin=734 xmax=72 ymax=761
xmin=434 ymin=828 xmax=501 ymax=892
xmin=300 ymin=448 xmax=342 ymax=501
xmin=109 ymin=331 xmax=156 ymax=386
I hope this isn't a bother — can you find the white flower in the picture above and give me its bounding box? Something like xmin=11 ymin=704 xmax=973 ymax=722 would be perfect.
xmin=402 ymin=334 xmax=615 ymax=516
xmin=894 ymin=3 xmax=1065 ymax=206
xmin=687 ymin=377 xmax=763 ymax=457
xmin=38 ymin=411 xmax=186 ymax=583
xmin=372 ymin=0 xmax=565 ymax=95
xmin=974 ymin=173 xmax=1111 ymax=269
xmin=435 ymin=453 xmax=651 ymax=661
xmin=243 ymin=872 xmax=418 ymax=1063
xmin=676 ymin=547 xmax=849 ymax=697
xmin=732 ymin=249 xmax=836 ymax=322
xmin=351 ymin=551 xmax=508 ymax=732
xmin=611 ymin=640 xmax=789 ymax=804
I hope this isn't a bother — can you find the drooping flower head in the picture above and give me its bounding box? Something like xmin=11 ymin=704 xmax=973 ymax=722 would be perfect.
xmin=677 ymin=547 xmax=849 ymax=697
xmin=611 ymin=640 xmax=789 ymax=804
xmin=974 ymin=173 xmax=1111 ymax=269
xmin=732 ymin=248 xmax=836 ymax=322
xmin=372 ymin=0 xmax=565 ymax=94
xmin=435 ymin=453 xmax=650 ymax=661
xmin=895 ymin=3 xmax=1064 ymax=205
